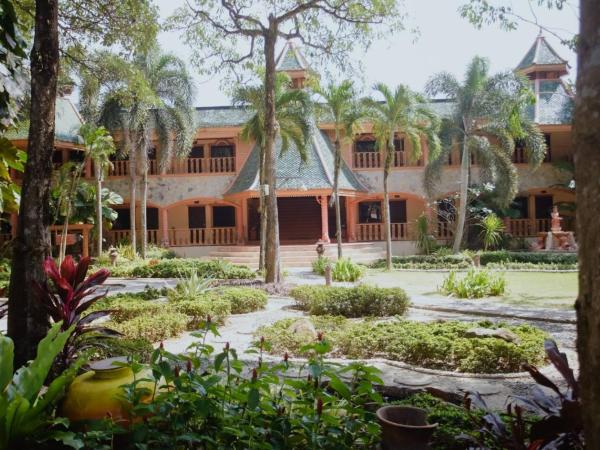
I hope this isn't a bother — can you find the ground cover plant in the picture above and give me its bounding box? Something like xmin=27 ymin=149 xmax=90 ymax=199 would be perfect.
xmin=440 ymin=269 xmax=506 ymax=299
xmin=290 ymin=285 xmax=410 ymax=317
xmin=312 ymin=257 xmax=365 ymax=281
xmin=257 ymin=318 xmax=547 ymax=373
xmin=98 ymin=285 xmax=267 ymax=342
xmin=371 ymin=254 xmax=473 ymax=270
xmin=71 ymin=321 xmax=385 ymax=449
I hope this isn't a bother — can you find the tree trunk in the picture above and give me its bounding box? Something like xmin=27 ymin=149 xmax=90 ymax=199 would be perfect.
xmin=333 ymin=133 xmax=343 ymax=259
xmin=95 ymin=164 xmax=103 ymax=256
xmin=7 ymin=0 xmax=59 ymax=368
xmin=258 ymin=145 xmax=267 ymax=271
xmin=128 ymin=140 xmax=137 ymax=254
xmin=140 ymin=150 xmax=148 ymax=259
xmin=58 ymin=159 xmax=86 ymax=263
xmin=263 ymin=22 xmax=281 ymax=284
xmin=382 ymin=139 xmax=394 ymax=270
xmin=452 ymin=137 xmax=469 ymax=253
xmin=574 ymin=0 xmax=600 ymax=446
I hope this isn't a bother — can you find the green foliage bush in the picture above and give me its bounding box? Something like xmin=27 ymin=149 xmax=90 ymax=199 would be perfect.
xmin=331 ymin=257 xmax=364 ymax=281
xmin=108 ymin=301 xmax=168 ymax=323
xmin=258 ymin=318 xmax=547 ymax=373
xmin=312 ymin=256 xmax=332 ymax=275
xmin=217 ymin=287 xmax=268 ymax=314
xmin=108 ymin=311 xmax=188 ymax=342
xmin=289 ymin=285 xmax=410 ymax=317
xmin=479 ymin=251 xmax=577 ymax=268
xmin=440 ymin=269 xmax=506 ymax=298
xmin=89 ymin=337 xmax=155 ymax=363
xmin=486 ymin=261 xmax=577 ymax=271
xmin=171 ymin=298 xmax=231 ymax=327
xmin=131 ymin=258 xmax=255 ymax=279
xmin=394 ymin=393 xmax=482 ymax=450
xmin=372 ymin=254 xmax=473 ymax=270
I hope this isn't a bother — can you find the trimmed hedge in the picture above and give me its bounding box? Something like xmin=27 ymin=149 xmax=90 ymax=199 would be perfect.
xmin=257 ymin=317 xmax=547 ymax=374
xmin=172 ymin=298 xmax=231 ymax=327
xmin=131 ymin=259 xmax=255 ymax=279
xmin=90 ymin=337 xmax=155 ymax=363
xmin=479 ymin=251 xmax=577 ymax=268
xmin=216 ymin=287 xmax=268 ymax=314
xmin=371 ymin=254 xmax=473 ymax=270
xmin=289 ymin=285 xmax=410 ymax=317
xmin=108 ymin=311 xmax=188 ymax=342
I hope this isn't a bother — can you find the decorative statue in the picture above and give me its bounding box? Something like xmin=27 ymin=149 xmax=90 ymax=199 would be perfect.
xmin=108 ymin=246 xmax=119 ymax=266
xmin=551 ymin=205 xmax=562 ymax=232
xmin=315 ymin=240 xmax=325 ymax=257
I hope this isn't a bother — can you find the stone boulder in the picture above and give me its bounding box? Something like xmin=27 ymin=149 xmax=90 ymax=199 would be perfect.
xmin=465 ymin=327 xmax=521 ymax=344
xmin=288 ymin=318 xmax=318 ymax=341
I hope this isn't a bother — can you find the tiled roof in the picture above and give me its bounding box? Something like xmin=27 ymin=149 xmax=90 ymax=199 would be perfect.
xmin=536 ymin=80 xmax=573 ymax=125
xmin=6 ymin=97 xmax=84 ymax=144
xmin=195 ymin=106 xmax=253 ymax=128
xmin=226 ymin=119 xmax=366 ymax=195
xmin=516 ymin=34 xmax=567 ymax=70
xmin=275 ymin=41 xmax=309 ymax=72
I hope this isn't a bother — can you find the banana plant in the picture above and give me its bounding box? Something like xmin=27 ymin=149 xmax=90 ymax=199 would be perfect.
xmin=0 ymin=323 xmax=84 ymax=449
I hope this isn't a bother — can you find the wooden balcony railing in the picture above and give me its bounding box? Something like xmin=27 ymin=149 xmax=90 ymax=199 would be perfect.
xmin=356 ymin=222 xmax=412 ymax=241
xmin=169 ymin=156 xmax=235 ymax=174
xmin=168 ymin=227 xmax=237 ymax=246
xmin=353 ymin=151 xmax=423 ymax=169
xmin=107 ymin=160 xmax=159 ymax=177
xmin=506 ymin=218 xmax=554 ymax=237
xmin=108 ymin=229 xmax=160 ymax=245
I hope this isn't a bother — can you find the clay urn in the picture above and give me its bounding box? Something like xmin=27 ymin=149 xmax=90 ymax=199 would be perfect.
xmin=61 ymin=357 xmax=154 ymax=426
xmin=376 ymin=405 xmax=438 ymax=450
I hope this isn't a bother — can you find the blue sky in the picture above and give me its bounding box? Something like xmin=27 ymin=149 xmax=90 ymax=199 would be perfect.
xmin=157 ymin=0 xmax=578 ymax=106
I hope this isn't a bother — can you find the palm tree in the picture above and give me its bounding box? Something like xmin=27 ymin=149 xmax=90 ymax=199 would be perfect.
xmin=81 ymin=49 xmax=195 ymax=258
xmin=234 ymin=73 xmax=311 ymax=272
xmin=364 ymin=83 xmax=441 ymax=270
xmin=424 ymin=56 xmax=546 ymax=252
xmin=81 ymin=124 xmax=116 ymax=256
xmin=315 ymin=80 xmax=363 ymax=259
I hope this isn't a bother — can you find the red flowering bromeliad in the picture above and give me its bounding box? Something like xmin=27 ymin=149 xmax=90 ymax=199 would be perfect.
xmin=36 ymin=255 xmax=120 ymax=369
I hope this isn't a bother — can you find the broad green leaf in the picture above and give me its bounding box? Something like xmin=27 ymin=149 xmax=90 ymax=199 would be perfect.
xmin=0 ymin=335 xmax=14 ymax=391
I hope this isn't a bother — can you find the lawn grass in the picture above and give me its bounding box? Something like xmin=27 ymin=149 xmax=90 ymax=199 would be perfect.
xmin=365 ymin=270 xmax=577 ymax=310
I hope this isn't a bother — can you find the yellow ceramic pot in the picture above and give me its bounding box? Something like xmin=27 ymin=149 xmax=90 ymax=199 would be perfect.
xmin=61 ymin=357 xmax=154 ymax=425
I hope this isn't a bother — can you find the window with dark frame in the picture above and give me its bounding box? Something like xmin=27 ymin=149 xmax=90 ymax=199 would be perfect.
xmin=213 ymin=206 xmax=236 ymax=227
xmin=358 ymin=201 xmax=382 ymax=223
xmin=210 ymin=143 xmax=235 ymax=158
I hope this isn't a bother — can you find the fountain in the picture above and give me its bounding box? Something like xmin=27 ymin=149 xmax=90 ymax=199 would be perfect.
xmin=530 ymin=206 xmax=577 ymax=251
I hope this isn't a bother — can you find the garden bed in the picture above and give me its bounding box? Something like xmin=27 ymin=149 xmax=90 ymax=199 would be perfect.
xmin=256 ymin=317 xmax=547 ymax=374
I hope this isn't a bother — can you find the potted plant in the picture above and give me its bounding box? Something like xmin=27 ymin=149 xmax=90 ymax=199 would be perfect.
xmin=376 ymin=405 xmax=438 ymax=450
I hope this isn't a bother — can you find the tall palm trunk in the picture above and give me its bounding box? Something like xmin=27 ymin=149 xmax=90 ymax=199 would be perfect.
xmin=94 ymin=163 xmax=103 ymax=256
xmin=258 ymin=147 xmax=267 ymax=271
xmin=8 ymin=0 xmax=59 ymax=367
xmin=333 ymin=133 xmax=343 ymax=258
xmin=58 ymin=160 xmax=86 ymax=263
xmin=452 ymin=137 xmax=470 ymax=253
xmin=140 ymin=149 xmax=148 ymax=259
xmin=382 ymin=137 xmax=394 ymax=270
xmin=128 ymin=136 xmax=137 ymax=254
xmin=263 ymin=22 xmax=281 ymax=284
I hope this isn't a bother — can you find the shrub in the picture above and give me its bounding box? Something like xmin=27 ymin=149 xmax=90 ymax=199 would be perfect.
xmin=486 ymin=261 xmax=577 ymax=271
xmin=395 ymin=393 xmax=482 ymax=450
xmin=258 ymin=318 xmax=547 ymax=373
xmin=289 ymin=285 xmax=410 ymax=317
xmin=371 ymin=254 xmax=472 ymax=270
xmin=90 ymin=337 xmax=155 ymax=363
xmin=172 ymin=271 xmax=213 ymax=299
xmin=312 ymin=256 xmax=332 ymax=275
xmin=146 ymin=245 xmax=177 ymax=260
xmin=479 ymin=213 xmax=505 ymax=251
xmin=131 ymin=258 xmax=255 ymax=279
xmin=440 ymin=269 xmax=506 ymax=298
xmin=172 ymin=298 xmax=231 ymax=327
xmin=108 ymin=311 xmax=188 ymax=342
xmin=216 ymin=287 xmax=268 ymax=314
xmin=478 ymin=251 xmax=577 ymax=267
xmin=415 ymin=214 xmax=437 ymax=255
xmin=332 ymin=258 xmax=364 ymax=281
xmin=108 ymin=301 xmax=168 ymax=323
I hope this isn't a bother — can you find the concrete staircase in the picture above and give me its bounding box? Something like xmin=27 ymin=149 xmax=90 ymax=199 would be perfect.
xmin=208 ymin=242 xmax=386 ymax=268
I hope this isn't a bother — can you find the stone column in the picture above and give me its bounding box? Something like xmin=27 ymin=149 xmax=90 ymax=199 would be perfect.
xmin=160 ymin=208 xmax=169 ymax=246
xmin=320 ymin=195 xmax=330 ymax=243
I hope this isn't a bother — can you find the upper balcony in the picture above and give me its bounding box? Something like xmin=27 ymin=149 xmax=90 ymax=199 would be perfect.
xmin=351 ymin=135 xmax=424 ymax=169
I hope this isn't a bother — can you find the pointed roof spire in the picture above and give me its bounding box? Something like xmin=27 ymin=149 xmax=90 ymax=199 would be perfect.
xmin=276 ymin=40 xmax=309 ymax=72
xmin=516 ymin=32 xmax=568 ymax=72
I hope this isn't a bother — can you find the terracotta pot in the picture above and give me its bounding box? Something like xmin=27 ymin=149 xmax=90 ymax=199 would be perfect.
xmin=61 ymin=357 xmax=154 ymax=426
xmin=376 ymin=405 xmax=438 ymax=450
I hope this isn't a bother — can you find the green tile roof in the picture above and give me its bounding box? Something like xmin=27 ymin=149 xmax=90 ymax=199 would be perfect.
xmin=276 ymin=41 xmax=308 ymax=72
xmin=195 ymin=106 xmax=253 ymax=128
xmin=226 ymin=119 xmax=366 ymax=195
xmin=6 ymin=97 xmax=84 ymax=144
xmin=516 ymin=35 xmax=567 ymax=70
xmin=536 ymin=80 xmax=573 ymax=125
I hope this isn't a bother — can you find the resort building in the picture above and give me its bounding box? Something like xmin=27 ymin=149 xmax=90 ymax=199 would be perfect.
xmin=6 ymin=35 xmax=576 ymax=264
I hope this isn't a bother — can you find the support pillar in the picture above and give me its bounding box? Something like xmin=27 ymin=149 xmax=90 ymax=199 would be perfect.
xmin=346 ymin=200 xmax=356 ymax=242
xmin=528 ymin=194 xmax=536 ymax=234
xmin=236 ymin=203 xmax=244 ymax=244
xmin=160 ymin=208 xmax=169 ymax=246
xmin=206 ymin=205 xmax=213 ymax=245
xmin=320 ymin=195 xmax=330 ymax=243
